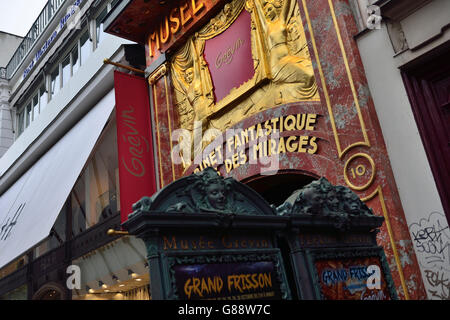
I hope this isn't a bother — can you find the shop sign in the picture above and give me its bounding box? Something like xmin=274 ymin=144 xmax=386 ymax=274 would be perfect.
xmin=193 ymin=113 xmax=320 ymax=173
xmin=23 ymin=0 xmax=83 ymax=80
xmin=147 ymin=0 xmax=219 ymax=59
xmin=114 ymin=71 xmax=157 ymax=222
xmin=161 ymin=235 xmax=270 ymax=251
xmin=297 ymin=233 xmax=373 ymax=248
xmin=315 ymin=256 xmax=391 ymax=300
xmin=174 ymin=261 xmax=282 ymax=300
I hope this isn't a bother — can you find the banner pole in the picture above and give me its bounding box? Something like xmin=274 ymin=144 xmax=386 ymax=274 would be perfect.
xmin=104 ymin=59 xmax=145 ymax=74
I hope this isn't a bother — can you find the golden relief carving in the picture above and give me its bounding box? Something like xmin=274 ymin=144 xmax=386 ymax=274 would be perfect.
xmin=170 ymin=0 xmax=319 ymax=163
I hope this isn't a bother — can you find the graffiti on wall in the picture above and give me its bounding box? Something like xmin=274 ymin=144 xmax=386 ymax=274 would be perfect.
xmin=409 ymin=212 xmax=450 ymax=299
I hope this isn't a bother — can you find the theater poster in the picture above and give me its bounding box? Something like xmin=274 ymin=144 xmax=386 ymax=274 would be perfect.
xmin=173 ymin=261 xmax=282 ymax=300
xmin=315 ymin=256 xmax=392 ymax=300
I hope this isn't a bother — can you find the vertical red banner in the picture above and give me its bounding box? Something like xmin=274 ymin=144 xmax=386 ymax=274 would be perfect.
xmin=114 ymin=71 xmax=156 ymax=223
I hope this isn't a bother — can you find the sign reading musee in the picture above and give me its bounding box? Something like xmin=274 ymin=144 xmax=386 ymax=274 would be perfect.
xmin=174 ymin=261 xmax=282 ymax=300
xmin=148 ymin=0 xmax=219 ymax=59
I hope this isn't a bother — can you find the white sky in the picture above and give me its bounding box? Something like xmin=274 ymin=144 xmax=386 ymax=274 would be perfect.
xmin=0 ymin=0 xmax=49 ymax=37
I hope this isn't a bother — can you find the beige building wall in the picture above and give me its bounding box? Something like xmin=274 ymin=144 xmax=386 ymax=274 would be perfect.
xmin=354 ymin=0 xmax=450 ymax=300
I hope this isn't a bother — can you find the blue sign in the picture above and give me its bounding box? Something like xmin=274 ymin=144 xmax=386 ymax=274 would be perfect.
xmin=23 ymin=0 xmax=83 ymax=80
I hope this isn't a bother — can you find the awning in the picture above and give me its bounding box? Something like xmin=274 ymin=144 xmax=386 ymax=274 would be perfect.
xmin=72 ymin=236 xmax=148 ymax=291
xmin=0 ymin=90 xmax=115 ymax=269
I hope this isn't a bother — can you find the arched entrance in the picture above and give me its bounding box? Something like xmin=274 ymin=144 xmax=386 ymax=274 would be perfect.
xmin=123 ymin=168 xmax=395 ymax=300
xmin=242 ymin=170 xmax=318 ymax=206
xmin=32 ymin=283 xmax=66 ymax=300
xmin=241 ymin=170 xmax=318 ymax=299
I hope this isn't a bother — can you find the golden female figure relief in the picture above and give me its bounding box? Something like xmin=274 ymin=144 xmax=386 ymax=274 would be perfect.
xmin=172 ymin=39 xmax=214 ymax=130
xmin=252 ymin=0 xmax=317 ymax=101
xmin=170 ymin=0 xmax=318 ymax=164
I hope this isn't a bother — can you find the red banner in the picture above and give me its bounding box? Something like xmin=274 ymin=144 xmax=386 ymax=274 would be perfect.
xmin=114 ymin=71 xmax=156 ymax=223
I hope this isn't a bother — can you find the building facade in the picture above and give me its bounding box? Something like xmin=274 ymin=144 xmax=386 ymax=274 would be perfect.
xmin=0 ymin=0 xmax=448 ymax=300
xmin=0 ymin=0 xmax=151 ymax=300
xmin=354 ymin=0 xmax=450 ymax=300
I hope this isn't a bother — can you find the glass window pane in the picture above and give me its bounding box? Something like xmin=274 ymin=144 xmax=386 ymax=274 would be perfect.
xmin=62 ymin=55 xmax=71 ymax=87
xmin=72 ymin=173 xmax=87 ymax=237
xmin=71 ymin=121 xmax=118 ymax=235
xmin=26 ymin=103 xmax=32 ymax=127
xmin=110 ymin=0 xmax=120 ymax=8
xmin=50 ymin=67 xmax=60 ymax=97
xmin=32 ymin=94 xmax=39 ymax=120
xmin=39 ymin=84 xmax=47 ymax=113
xmin=71 ymin=44 xmax=79 ymax=75
xmin=49 ymin=205 xmax=66 ymax=249
xmin=80 ymin=30 xmax=91 ymax=65
xmin=18 ymin=110 xmax=24 ymax=135
xmin=96 ymin=8 xmax=108 ymax=46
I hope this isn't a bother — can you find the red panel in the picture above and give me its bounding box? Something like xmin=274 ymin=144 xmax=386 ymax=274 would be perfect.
xmin=203 ymin=9 xmax=254 ymax=102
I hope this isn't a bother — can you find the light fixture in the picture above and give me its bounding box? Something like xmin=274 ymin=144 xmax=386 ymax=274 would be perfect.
xmin=128 ymin=269 xmax=138 ymax=279
xmin=144 ymin=262 xmax=149 ymax=268
xmin=112 ymin=274 xmax=120 ymax=282
xmin=99 ymin=280 xmax=108 ymax=289
xmin=86 ymin=286 xmax=94 ymax=294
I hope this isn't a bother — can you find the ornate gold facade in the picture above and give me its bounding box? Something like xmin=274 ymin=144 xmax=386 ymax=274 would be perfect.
xmin=170 ymin=0 xmax=319 ymax=162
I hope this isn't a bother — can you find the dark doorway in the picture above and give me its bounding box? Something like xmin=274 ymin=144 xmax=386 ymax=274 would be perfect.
xmin=32 ymin=283 xmax=66 ymax=300
xmin=242 ymin=170 xmax=317 ymax=207
xmin=243 ymin=170 xmax=318 ymax=300
xmin=402 ymin=46 xmax=450 ymax=224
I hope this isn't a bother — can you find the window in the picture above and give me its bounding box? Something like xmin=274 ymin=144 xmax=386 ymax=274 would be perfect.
xmin=61 ymin=54 xmax=71 ymax=88
xmin=95 ymin=8 xmax=108 ymax=47
xmin=94 ymin=1 xmax=118 ymax=48
xmin=35 ymin=205 xmax=67 ymax=258
xmin=50 ymin=67 xmax=60 ymax=97
xmin=17 ymin=110 xmax=24 ymax=136
xmin=71 ymin=120 xmax=119 ymax=236
xmin=25 ymin=103 xmax=32 ymax=128
xmin=110 ymin=0 xmax=120 ymax=8
xmin=80 ymin=30 xmax=92 ymax=65
xmin=39 ymin=84 xmax=47 ymax=113
xmin=32 ymin=94 xmax=39 ymax=121
xmin=16 ymin=82 xmax=47 ymax=138
xmin=49 ymin=29 xmax=89 ymax=100
xmin=71 ymin=43 xmax=79 ymax=75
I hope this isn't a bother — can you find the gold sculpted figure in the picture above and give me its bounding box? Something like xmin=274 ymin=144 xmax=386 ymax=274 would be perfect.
xmin=171 ymin=37 xmax=216 ymax=162
xmin=170 ymin=0 xmax=319 ymax=165
xmin=172 ymin=39 xmax=214 ymax=128
xmin=251 ymin=0 xmax=317 ymax=100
